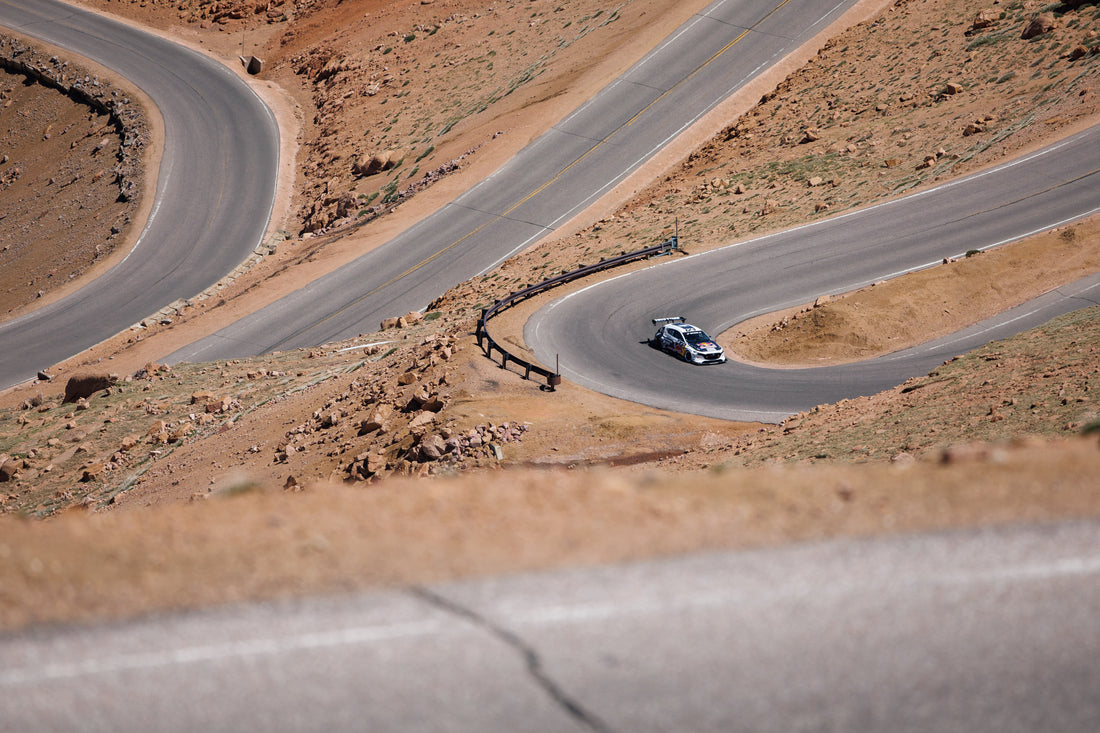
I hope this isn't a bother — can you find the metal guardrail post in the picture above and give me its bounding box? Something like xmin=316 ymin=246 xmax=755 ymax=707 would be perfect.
xmin=477 ymin=235 xmax=682 ymax=392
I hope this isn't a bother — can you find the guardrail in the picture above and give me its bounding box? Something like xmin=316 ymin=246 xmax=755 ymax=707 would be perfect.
xmin=476 ymin=235 xmax=680 ymax=389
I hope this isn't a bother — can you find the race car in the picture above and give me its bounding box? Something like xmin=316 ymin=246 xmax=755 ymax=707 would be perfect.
xmin=650 ymin=316 xmax=727 ymax=365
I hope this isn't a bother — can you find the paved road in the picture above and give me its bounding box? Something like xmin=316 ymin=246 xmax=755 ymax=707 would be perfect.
xmin=0 ymin=0 xmax=278 ymax=389
xmin=166 ymin=0 xmax=861 ymax=363
xmin=527 ymin=125 xmax=1100 ymax=422
xmin=3 ymin=519 xmax=1098 ymax=732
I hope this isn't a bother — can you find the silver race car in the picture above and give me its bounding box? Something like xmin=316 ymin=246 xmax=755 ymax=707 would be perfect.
xmin=650 ymin=316 xmax=727 ymax=365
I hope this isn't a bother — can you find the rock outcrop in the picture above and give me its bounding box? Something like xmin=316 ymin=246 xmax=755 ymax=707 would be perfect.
xmin=0 ymin=34 xmax=150 ymax=204
xmin=63 ymin=373 xmax=118 ymax=403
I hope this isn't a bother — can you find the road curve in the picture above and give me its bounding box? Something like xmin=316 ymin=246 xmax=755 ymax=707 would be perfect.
xmin=0 ymin=0 xmax=278 ymax=390
xmin=166 ymin=0 xmax=863 ymax=364
xmin=3 ymin=519 xmax=1099 ymax=731
xmin=527 ymin=125 xmax=1100 ymax=423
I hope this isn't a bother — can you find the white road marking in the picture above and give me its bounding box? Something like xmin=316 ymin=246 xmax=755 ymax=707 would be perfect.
xmin=0 ymin=619 xmax=445 ymax=687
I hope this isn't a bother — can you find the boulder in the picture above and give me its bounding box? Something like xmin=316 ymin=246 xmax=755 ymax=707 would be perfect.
xmin=421 ymin=396 xmax=445 ymax=413
xmin=63 ymin=373 xmax=116 ymax=403
xmin=410 ymin=386 xmax=432 ymax=407
xmin=351 ymin=149 xmax=406 ymax=177
xmin=365 ymin=453 xmax=386 ymax=475
xmin=891 ymin=451 xmax=915 ymax=466
xmin=1021 ymin=13 xmax=1055 ymax=40
xmin=360 ymin=404 xmax=393 ymax=434
xmin=970 ymin=10 xmax=997 ymax=33
xmin=352 ymin=153 xmax=386 ymax=176
xmin=417 ymin=434 xmax=447 ymax=461
xmin=190 ymin=391 xmax=216 ymax=405
xmin=408 ymin=411 xmax=435 ymax=430
xmin=205 ymin=397 xmax=232 ymax=414
xmin=0 ymin=455 xmax=17 ymax=482
xmin=359 ymin=417 xmax=384 ymax=434
xmin=168 ymin=426 xmax=190 ymax=443
xmin=80 ymin=462 xmax=105 ymax=482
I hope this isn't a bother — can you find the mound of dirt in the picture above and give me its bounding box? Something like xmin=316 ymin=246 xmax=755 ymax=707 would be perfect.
xmin=728 ymin=218 xmax=1100 ymax=366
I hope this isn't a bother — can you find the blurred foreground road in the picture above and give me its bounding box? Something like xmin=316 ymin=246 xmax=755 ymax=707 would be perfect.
xmin=3 ymin=520 xmax=1098 ymax=732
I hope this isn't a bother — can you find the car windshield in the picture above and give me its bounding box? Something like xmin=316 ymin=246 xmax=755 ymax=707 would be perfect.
xmin=684 ymin=330 xmax=714 ymax=346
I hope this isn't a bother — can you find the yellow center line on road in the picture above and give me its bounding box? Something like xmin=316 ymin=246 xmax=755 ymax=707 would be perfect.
xmin=293 ymin=0 xmax=794 ymax=338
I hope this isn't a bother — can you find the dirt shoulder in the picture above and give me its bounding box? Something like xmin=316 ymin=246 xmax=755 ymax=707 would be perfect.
xmin=3 ymin=434 xmax=1099 ymax=632
xmin=725 ymin=214 xmax=1100 ymax=367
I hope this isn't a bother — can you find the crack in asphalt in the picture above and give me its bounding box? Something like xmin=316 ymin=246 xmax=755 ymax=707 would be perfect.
xmin=1066 ymin=288 xmax=1100 ymax=308
xmin=409 ymin=586 xmax=616 ymax=733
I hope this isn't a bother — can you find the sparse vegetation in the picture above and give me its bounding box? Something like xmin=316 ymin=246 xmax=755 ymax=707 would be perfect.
xmin=1 ymin=0 xmax=1097 ymax=629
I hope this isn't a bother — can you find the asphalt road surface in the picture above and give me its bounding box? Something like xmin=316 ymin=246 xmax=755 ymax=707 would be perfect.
xmin=0 ymin=0 xmax=278 ymax=389
xmin=166 ymin=0 xmax=861 ymax=363
xmin=527 ymin=125 xmax=1100 ymax=422
xmin=3 ymin=519 xmax=1099 ymax=732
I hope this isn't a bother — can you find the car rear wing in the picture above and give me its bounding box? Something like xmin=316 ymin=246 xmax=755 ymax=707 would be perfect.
xmin=652 ymin=316 xmax=685 ymax=325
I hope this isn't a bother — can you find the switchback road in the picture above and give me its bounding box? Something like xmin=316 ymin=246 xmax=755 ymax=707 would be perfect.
xmin=527 ymin=125 xmax=1100 ymax=422
xmin=166 ymin=0 xmax=862 ymax=363
xmin=0 ymin=0 xmax=278 ymax=389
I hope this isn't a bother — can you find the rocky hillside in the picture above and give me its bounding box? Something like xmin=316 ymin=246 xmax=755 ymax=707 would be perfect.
xmin=0 ymin=0 xmax=1097 ymax=629
xmin=80 ymin=0 xmax=709 ymax=234
xmin=0 ymin=34 xmax=148 ymax=317
xmin=2 ymin=0 xmax=1097 ymax=511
